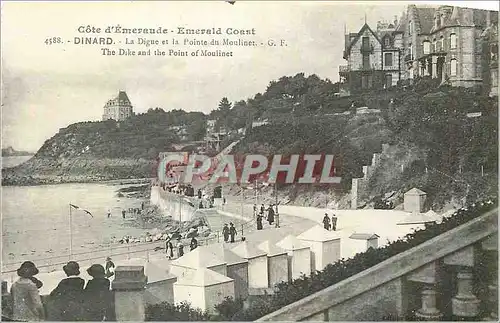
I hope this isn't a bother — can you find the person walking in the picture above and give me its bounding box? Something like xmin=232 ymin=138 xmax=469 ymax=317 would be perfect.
xmin=260 ymin=204 xmax=265 ymax=216
xmin=122 ymin=210 xmax=126 ymax=219
xmin=107 ymin=209 xmax=111 ymax=218
xmin=322 ymin=213 xmax=331 ymax=230
xmin=165 ymin=239 xmax=174 ymax=259
xmin=256 ymin=214 xmax=263 ymax=230
xmin=49 ymin=261 xmax=85 ymax=321
xmin=105 ymin=257 xmax=115 ymax=278
xmin=10 ymin=261 xmax=45 ymax=321
xmin=331 ymin=214 xmax=338 ymax=231
xmin=229 ymin=223 xmax=237 ymax=243
xmin=84 ymin=264 xmax=112 ymax=321
xmin=190 ymin=237 xmax=198 ymax=251
xmin=222 ymin=223 xmax=230 ymax=243
xmin=267 ymin=205 xmax=275 ymax=225
xmin=177 ymin=238 xmax=184 ymax=258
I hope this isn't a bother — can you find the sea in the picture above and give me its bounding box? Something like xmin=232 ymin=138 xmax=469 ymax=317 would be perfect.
xmin=2 ymin=155 xmax=33 ymax=169
xmin=1 ymin=157 xmax=245 ymax=273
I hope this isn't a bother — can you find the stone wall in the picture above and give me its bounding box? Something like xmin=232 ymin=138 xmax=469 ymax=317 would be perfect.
xmin=350 ymin=144 xmax=389 ymax=209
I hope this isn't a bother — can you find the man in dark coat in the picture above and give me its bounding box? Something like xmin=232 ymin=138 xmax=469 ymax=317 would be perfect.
xmin=267 ymin=205 xmax=275 ymax=225
xmin=256 ymin=215 xmax=263 ymax=230
xmin=50 ymin=261 xmax=85 ymax=321
xmin=229 ymin=223 xmax=237 ymax=243
xmin=323 ymin=213 xmax=331 ymax=230
xmin=84 ymin=264 xmax=112 ymax=321
xmin=222 ymin=224 xmax=230 ymax=242
xmin=260 ymin=204 xmax=265 ymax=215
xmin=190 ymin=237 xmax=198 ymax=251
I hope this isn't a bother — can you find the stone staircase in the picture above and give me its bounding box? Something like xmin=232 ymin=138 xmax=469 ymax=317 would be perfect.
xmin=257 ymin=207 xmax=498 ymax=321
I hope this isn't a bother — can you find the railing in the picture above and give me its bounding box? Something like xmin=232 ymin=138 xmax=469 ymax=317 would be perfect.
xmin=258 ymin=208 xmax=498 ymax=321
xmin=2 ymin=200 xmax=256 ymax=279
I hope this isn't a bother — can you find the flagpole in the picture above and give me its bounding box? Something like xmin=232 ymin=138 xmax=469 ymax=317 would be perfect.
xmin=69 ymin=203 xmax=73 ymax=260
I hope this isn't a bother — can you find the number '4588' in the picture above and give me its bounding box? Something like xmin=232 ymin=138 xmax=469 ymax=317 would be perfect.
xmin=45 ymin=37 xmax=62 ymax=45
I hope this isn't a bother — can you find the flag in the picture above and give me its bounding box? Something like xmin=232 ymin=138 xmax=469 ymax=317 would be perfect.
xmin=70 ymin=204 xmax=93 ymax=217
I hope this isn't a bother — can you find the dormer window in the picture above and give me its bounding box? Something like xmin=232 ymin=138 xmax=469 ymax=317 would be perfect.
xmin=384 ymin=37 xmax=391 ymax=47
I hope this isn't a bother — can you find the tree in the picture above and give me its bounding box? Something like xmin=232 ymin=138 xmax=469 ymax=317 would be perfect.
xmin=216 ymin=97 xmax=232 ymax=131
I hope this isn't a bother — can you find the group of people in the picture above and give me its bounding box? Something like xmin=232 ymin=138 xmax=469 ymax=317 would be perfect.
xmin=322 ymin=213 xmax=338 ymax=231
xmin=254 ymin=203 xmax=280 ymax=230
xmin=164 ymin=236 xmax=199 ymax=259
xmin=8 ymin=258 xmax=115 ymax=321
xmin=221 ymin=223 xmax=238 ymax=243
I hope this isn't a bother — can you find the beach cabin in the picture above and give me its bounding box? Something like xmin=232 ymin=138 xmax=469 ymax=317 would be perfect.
xmin=404 ymin=188 xmax=427 ymax=213
xmin=170 ymin=247 xmax=227 ymax=276
xmin=349 ymin=233 xmax=380 ymax=253
xmin=203 ymin=243 xmax=249 ymax=299
xmin=173 ymin=268 xmax=234 ymax=314
xmin=231 ymin=241 xmax=268 ymax=289
xmin=119 ymin=257 xmax=177 ymax=305
xmin=276 ymin=234 xmax=312 ymax=280
xmin=257 ymin=241 xmax=288 ymax=287
xmin=297 ymin=225 xmax=341 ymax=272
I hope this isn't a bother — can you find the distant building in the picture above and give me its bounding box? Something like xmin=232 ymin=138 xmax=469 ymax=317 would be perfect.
xmin=102 ymin=91 xmax=134 ymax=121
xmin=339 ymin=17 xmax=405 ymax=94
xmin=339 ymin=5 xmax=499 ymax=94
xmin=403 ymin=5 xmax=498 ymax=89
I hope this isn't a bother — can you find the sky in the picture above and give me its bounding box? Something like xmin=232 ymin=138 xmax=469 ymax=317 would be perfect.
xmin=1 ymin=1 xmax=498 ymax=152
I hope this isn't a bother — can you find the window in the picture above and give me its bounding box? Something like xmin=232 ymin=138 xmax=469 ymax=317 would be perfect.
xmin=384 ymin=53 xmax=393 ymax=66
xmin=433 ymin=38 xmax=437 ymax=52
xmin=409 ymin=21 xmax=413 ymax=35
xmin=384 ymin=37 xmax=390 ymax=47
xmin=423 ymin=41 xmax=431 ymax=54
xmin=450 ymin=58 xmax=457 ymax=76
xmin=385 ymin=74 xmax=393 ymax=88
xmin=362 ymin=53 xmax=370 ymax=69
xmin=440 ymin=36 xmax=444 ymax=51
xmin=450 ymin=33 xmax=457 ymax=49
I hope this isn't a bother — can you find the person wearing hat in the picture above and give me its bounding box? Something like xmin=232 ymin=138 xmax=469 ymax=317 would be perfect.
xmin=105 ymin=257 xmax=115 ymax=278
xmin=229 ymin=222 xmax=237 ymax=243
xmin=84 ymin=264 xmax=112 ymax=321
xmin=322 ymin=213 xmax=331 ymax=230
xmin=10 ymin=261 xmax=45 ymax=321
xmin=50 ymin=261 xmax=85 ymax=321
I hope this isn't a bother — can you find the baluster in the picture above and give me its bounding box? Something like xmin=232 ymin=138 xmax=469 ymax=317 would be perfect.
xmin=452 ymin=268 xmax=480 ymax=320
xmin=482 ymin=234 xmax=498 ymax=321
xmin=415 ymin=285 xmax=443 ymax=321
xmin=408 ymin=261 xmax=443 ymax=320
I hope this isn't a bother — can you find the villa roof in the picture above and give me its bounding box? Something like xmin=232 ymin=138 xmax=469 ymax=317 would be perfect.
xmin=172 ymin=247 xmax=227 ymax=269
xmin=257 ymin=241 xmax=287 ymax=257
xmin=297 ymin=225 xmax=340 ymax=242
xmin=416 ymin=7 xmax=436 ymax=34
xmin=175 ymin=268 xmax=233 ymax=287
xmin=345 ymin=23 xmax=381 ymax=54
xmin=231 ymin=241 xmax=267 ymax=259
